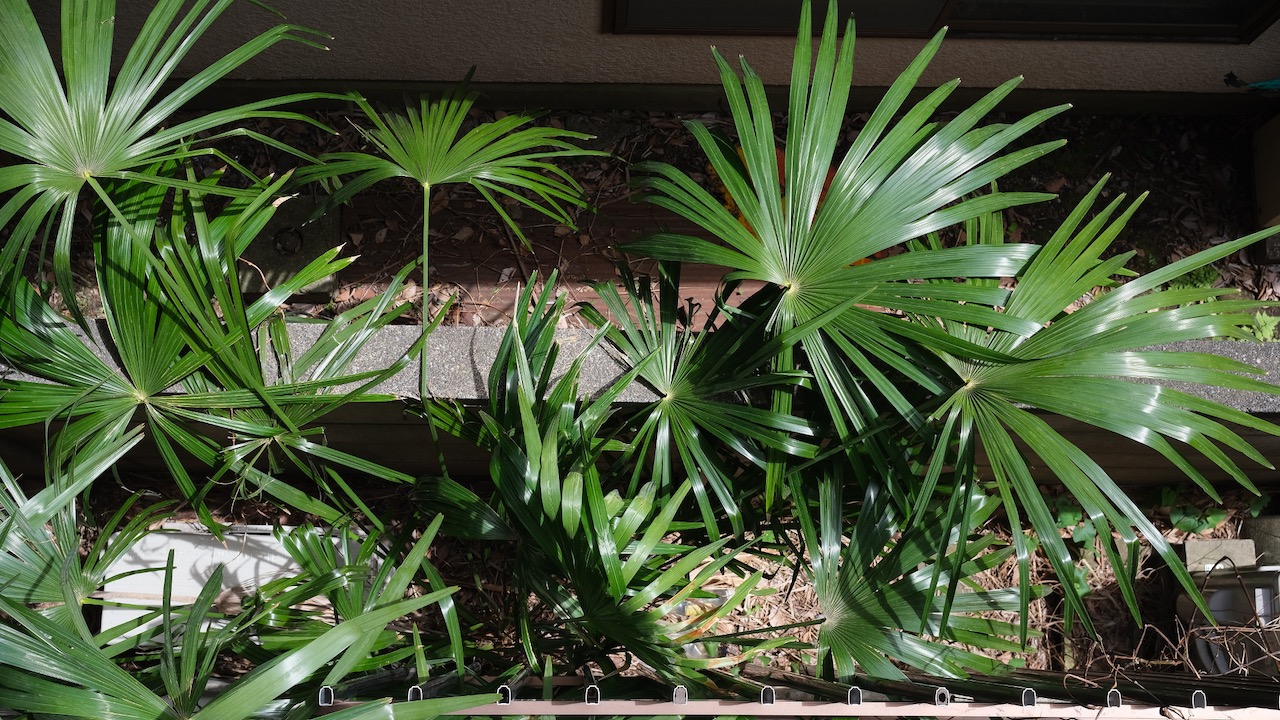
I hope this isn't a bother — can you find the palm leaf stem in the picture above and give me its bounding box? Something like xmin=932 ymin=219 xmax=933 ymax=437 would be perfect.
xmin=420 ymin=186 xmax=431 ymax=400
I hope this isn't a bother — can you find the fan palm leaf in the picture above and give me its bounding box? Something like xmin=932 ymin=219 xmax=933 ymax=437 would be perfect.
xmin=0 ymin=0 xmax=335 ymax=326
xmin=921 ymin=179 xmax=1280 ymax=634
xmin=792 ymin=470 xmax=1029 ymax=681
xmin=627 ymin=0 xmax=1065 ymax=506
xmin=0 ymin=427 xmax=152 ymax=630
xmin=0 ymin=168 xmax=429 ymax=529
xmin=303 ymin=85 xmax=604 ymax=398
xmin=580 ymin=263 xmax=822 ymax=535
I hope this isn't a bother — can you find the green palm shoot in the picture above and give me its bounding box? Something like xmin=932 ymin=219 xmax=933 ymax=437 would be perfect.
xmin=307 ymin=83 xmax=604 ymax=398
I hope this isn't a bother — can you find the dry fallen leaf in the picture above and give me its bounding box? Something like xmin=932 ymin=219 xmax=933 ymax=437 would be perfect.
xmin=1043 ymin=176 xmax=1068 ymax=193
xmin=396 ymin=281 xmax=423 ymax=305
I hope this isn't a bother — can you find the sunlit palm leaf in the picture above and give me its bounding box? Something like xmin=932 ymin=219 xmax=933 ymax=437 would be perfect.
xmin=0 ymin=0 xmax=334 ymax=324
xmin=925 ymin=179 xmax=1280 ymax=633
xmin=626 ymin=0 xmax=1065 ymax=508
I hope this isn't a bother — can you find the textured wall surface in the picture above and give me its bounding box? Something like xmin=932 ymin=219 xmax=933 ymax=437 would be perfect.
xmin=29 ymin=1 xmax=1280 ymax=95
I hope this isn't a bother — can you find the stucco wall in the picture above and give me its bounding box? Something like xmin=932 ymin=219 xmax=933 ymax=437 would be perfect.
xmin=32 ymin=1 xmax=1280 ymax=94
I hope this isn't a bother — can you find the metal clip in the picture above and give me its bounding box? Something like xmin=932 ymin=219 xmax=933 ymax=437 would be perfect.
xmin=1022 ymin=688 xmax=1037 ymax=707
xmin=935 ymin=687 xmax=951 ymax=706
xmin=1107 ymin=689 xmax=1122 ymax=708
xmin=585 ymin=684 xmax=601 ymax=705
xmin=318 ymin=686 xmax=335 ymax=707
xmin=407 ymin=685 xmax=424 ymax=702
xmin=761 ymin=686 xmax=776 ymax=705
xmin=673 ymin=686 xmax=688 ymax=705
xmin=848 ymin=687 xmax=863 ymax=705
xmin=1192 ymin=690 xmax=1207 ymax=710
xmin=497 ymin=685 xmax=512 ymax=705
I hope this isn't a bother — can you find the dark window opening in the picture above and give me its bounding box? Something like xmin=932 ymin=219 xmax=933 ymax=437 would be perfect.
xmin=604 ymin=0 xmax=1280 ymax=43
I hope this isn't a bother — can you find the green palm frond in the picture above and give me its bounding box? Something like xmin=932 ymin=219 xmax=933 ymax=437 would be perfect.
xmin=0 ymin=430 xmax=152 ymax=629
xmin=580 ymin=263 xmax=822 ymax=535
xmin=0 ymin=584 xmax=467 ymax=720
xmin=0 ymin=167 xmax=427 ymax=528
xmin=428 ymin=276 xmax=788 ymax=683
xmin=793 ymin=471 xmax=1029 ymax=681
xmin=0 ymin=0 xmax=335 ymax=325
xmin=275 ymin=516 xmax=465 ymax=683
xmin=626 ymin=0 xmax=1065 ymax=508
xmin=629 ymin=0 xmax=1062 ymax=332
xmin=924 ymin=178 xmax=1280 ymax=634
xmin=311 ymin=87 xmax=598 ymax=246
xmin=304 ymin=83 xmax=604 ymax=397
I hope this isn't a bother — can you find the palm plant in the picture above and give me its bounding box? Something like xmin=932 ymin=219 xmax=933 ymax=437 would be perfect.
xmin=0 ymin=427 xmax=488 ymax=717
xmin=627 ymin=0 xmax=1063 ymax=508
xmin=0 ymin=0 xmax=335 ymax=326
xmin=302 ymin=85 xmax=604 ymax=397
xmin=920 ymin=184 xmax=1280 ymax=633
xmin=579 ymin=263 xmax=824 ymax=535
xmin=426 ymin=278 xmax=791 ymax=685
xmin=0 ymin=577 xmax=488 ymax=719
xmin=0 ymin=168 xmax=426 ymax=530
xmin=3 ymin=0 xmax=1277 ymax=700
xmin=0 ymin=437 xmax=490 ymax=718
xmin=122 ymin=558 xmax=357 ymax=717
xmin=622 ymin=0 xmax=1280 ymax=648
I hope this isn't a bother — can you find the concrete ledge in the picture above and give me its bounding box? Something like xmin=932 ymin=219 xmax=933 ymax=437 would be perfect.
xmin=1156 ymin=340 xmax=1280 ymax=414
xmin=304 ymin=330 xmax=1280 ymax=411
xmin=7 ymin=324 xmax=1280 ymax=411
xmin=0 ymin=322 xmax=656 ymax=404
xmin=300 ymin=324 xmax=658 ymax=403
xmin=5 ymin=325 xmax=1280 ymax=485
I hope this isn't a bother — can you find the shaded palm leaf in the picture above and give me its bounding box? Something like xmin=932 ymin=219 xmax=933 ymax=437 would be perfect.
xmin=792 ymin=470 xmax=1029 ymax=681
